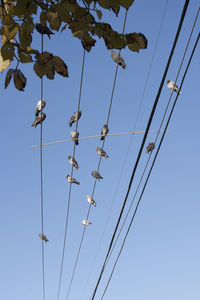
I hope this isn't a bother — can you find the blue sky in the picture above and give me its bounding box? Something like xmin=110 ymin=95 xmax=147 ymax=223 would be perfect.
xmin=0 ymin=1 xmax=200 ymax=300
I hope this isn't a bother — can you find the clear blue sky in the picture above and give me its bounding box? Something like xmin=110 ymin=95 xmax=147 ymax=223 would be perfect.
xmin=0 ymin=1 xmax=200 ymax=300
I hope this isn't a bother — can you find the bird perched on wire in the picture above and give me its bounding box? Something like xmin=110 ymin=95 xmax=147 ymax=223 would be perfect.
xmin=87 ymin=195 xmax=96 ymax=207
xmin=66 ymin=174 xmax=80 ymax=185
xmin=69 ymin=110 xmax=82 ymax=127
xmin=167 ymin=80 xmax=181 ymax=94
xmin=35 ymin=98 xmax=46 ymax=116
xmin=39 ymin=233 xmax=49 ymax=243
xmin=32 ymin=113 xmax=46 ymax=128
xmin=35 ymin=23 xmax=55 ymax=39
xmin=68 ymin=155 xmax=79 ymax=170
xmin=111 ymin=50 xmax=127 ymax=69
xmin=82 ymin=219 xmax=92 ymax=226
xmin=96 ymin=147 xmax=109 ymax=159
xmin=70 ymin=130 xmax=79 ymax=145
xmin=100 ymin=124 xmax=109 ymax=140
xmin=145 ymin=142 xmax=155 ymax=154
xmin=92 ymin=170 xmax=103 ymax=181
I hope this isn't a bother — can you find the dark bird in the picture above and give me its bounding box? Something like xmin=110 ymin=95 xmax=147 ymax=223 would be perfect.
xmin=70 ymin=130 xmax=79 ymax=145
xmin=145 ymin=142 xmax=155 ymax=154
xmin=111 ymin=51 xmax=127 ymax=69
xmin=35 ymin=98 xmax=46 ymax=116
xmin=66 ymin=174 xmax=80 ymax=185
xmin=100 ymin=124 xmax=109 ymax=140
xmin=92 ymin=170 xmax=103 ymax=181
xmin=32 ymin=113 xmax=46 ymax=128
xmin=96 ymin=147 xmax=109 ymax=159
xmin=39 ymin=233 xmax=48 ymax=243
xmin=69 ymin=110 xmax=82 ymax=127
xmin=68 ymin=155 xmax=79 ymax=170
xmin=167 ymin=80 xmax=181 ymax=95
xmin=35 ymin=23 xmax=55 ymax=39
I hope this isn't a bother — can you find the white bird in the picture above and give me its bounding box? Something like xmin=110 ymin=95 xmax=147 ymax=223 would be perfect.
xmin=82 ymin=219 xmax=92 ymax=226
xmin=87 ymin=195 xmax=96 ymax=207
xmin=111 ymin=50 xmax=127 ymax=69
xmin=100 ymin=124 xmax=109 ymax=140
xmin=69 ymin=110 xmax=82 ymax=127
xmin=96 ymin=147 xmax=109 ymax=159
xmin=39 ymin=233 xmax=49 ymax=243
xmin=70 ymin=130 xmax=79 ymax=145
xmin=32 ymin=113 xmax=46 ymax=127
xmin=167 ymin=80 xmax=181 ymax=94
xmin=68 ymin=155 xmax=79 ymax=170
xmin=145 ymin=142 xmax=155 ymax=154
xmin=35 ymin=98 xmax=46 ymax=116
xmin=92 ymin=170 xmax=103 ymax=180
xmin=66 ymin=174 xmax=80 ymax=185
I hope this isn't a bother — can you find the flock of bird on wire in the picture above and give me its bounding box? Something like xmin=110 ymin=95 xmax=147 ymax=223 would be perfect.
xmin=31 ymin=23 xmax=181 ymax=243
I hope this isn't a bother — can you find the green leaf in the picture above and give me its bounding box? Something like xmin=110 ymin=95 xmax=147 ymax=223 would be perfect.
xmin=47 ymin=11 xmax=61 ymax=31
xmin=1 ymin=41 xmax=15 ymax=60
xmin=0 ymin=49 xmax=11 ymax=72
xmin=4 ymin=22 xmax=19 ymax=40
xmin=126 ymin=32 xmax=148 ymax=52
xmin=4 ymin=68 xmax=14 ymax=88
xmin=18 ymin=50 xmax=32 ymax=63
xmin=13 ymin=69 xmax=27 ymax=91
xmin=34 ymin=51 xmax=54 ymax=78
xmin=53 ymin=56 xmax=68 ymax=77
xmin=14 ymin=0 xmax=37 ymax=17
xmin=119 ymin=0 xmax=135 ymax=9
xmin=96 ymin=10 xmax=102 ymax=20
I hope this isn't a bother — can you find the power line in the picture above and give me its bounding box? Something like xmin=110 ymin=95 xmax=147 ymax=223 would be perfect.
xmin=90 ymin=1 xmax=190 ymax=298
xmin=64 ymin=9 xmax=129 ymax=300
xmin=56 ymin=49 xmax=86 ymax=300
xmin=100 ymin=29 xmax=200 ymax=299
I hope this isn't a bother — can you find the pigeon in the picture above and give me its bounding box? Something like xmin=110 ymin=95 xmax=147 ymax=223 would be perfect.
xmin=82 ymin=219 xmax=92 ymax=226
xmin=69 ymin=110 xmax=82 ymax=127
xmin=66 ymin=174 xmax=80 ymax=185
xmin=96 ymin=147 xmax=109 ymax=159
xmin=32 ymin=113 xmax=46 ymax=128
xmin=35 ymin=23 xmax=55 ymax=39
xmin=87 ymin=195 xmax=96 ymax=207
xmin=70 ymin=130 xmax=79 ymax=145
xmin=167 ymin=80 xmax=181 ymax=95
xmin=68 ymin=155 xmax=79 ymax=170
xmin=111 ymin=50 xmax=127 ymax=69
xmin=35 ymin=98 xmax=46 ymax=116
xmin=145 ymin=142 xmax=155 ymax=154
xmin=39 ymin=233 xmax=48 ymax=243
xmin=92 ymin=170 xmax=103 ymax=180
xmin=100 ymin=124 xmax=109 ymax=141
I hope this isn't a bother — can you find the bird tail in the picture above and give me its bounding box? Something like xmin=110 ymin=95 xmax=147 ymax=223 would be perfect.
xmin=122 ymin=63 xmax=127 ymax=70
xmin=100 ymin=136 xmax=104 ymax=141
xmin=75 ymin=140 xmax=79 ymax=145
xmin=75 ymin=180 xmax=80 ymax=185
xmin=104 ymin=154 xmax=109 ymax=159
xmin=45 ymin=239 xmax=49 ymax=243
xmin=69 ymin=121 xmax=73 ymax=127
xmin=32 ymin=122 xmax=36 ymax=127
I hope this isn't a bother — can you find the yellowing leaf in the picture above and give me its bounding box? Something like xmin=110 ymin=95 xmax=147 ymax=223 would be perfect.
xmin=47 ymin=11 xmax=61 ymax=31
xmin=4 ymin=22 xmax=19 ymax=40
xmin=0 ymin=49 xmax=11 ymax=72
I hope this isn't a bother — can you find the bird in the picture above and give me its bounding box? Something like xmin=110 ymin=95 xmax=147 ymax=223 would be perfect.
xmin=96 ymin=147 xmax=109 ymax=159
xmin=100 ymin=124 xmax=109 ymax=140
xmin=32 ymin=113 xmax=46 ymax=128
xmin=69 ymin=110 xmax=82 ymax=127
xmin=35 ymin=98 xmax=46 ymax=116
xmin=82 ymin=219 xmax=92 ymax=226
xmin=68 ymin=155 xmax=79 ymax=170
xmin=110 ymin=50 xmax=127 ymax=69
xmin=145 ymin=142 xmax=155 ymax=154
xmin=167 ymin=80 xmax=181 ymax=94
xmin=87 ymin=195 xmax=96 ymax=207
xmin=92 ymin=170 xmax=103 ymax=180
xmin=66 ymin=174 xmax=80 ymax=185
xmin=39 ymin=233 xmax=48 ymax=243
xmin=70 ymin=130 xmax=79 ymax=145
xmin=35 ymin=23 xmax=55 ymax=39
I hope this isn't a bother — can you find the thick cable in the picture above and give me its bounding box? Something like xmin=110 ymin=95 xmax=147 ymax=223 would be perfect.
xmin=90 ymin=1 xmax=190 ymax=298
xmin=56 ymin=49 xmax=86 ymax=300
xmin=100 ymin=30 xmax=200 ymax=299
xmin=65 ymin=10 xmax=128 ymax=300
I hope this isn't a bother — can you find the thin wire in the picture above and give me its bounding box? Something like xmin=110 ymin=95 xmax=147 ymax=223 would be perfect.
xmin=56 ymin=49 xmax=86 ymax=300
xmin=65 ymin=10 xmax=128 ymax=300
xmin=90 ymin=1 xmax=190 ymax=298
xmin=40 ymin=33 xmax=45 ymax=300
xmin=105 ymin=3 xmax=200 ymax=269
xmin=100 ymin=30 xmax=200 ymax=299
xmin=32 ymin=130 xmax=166 ymax=148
